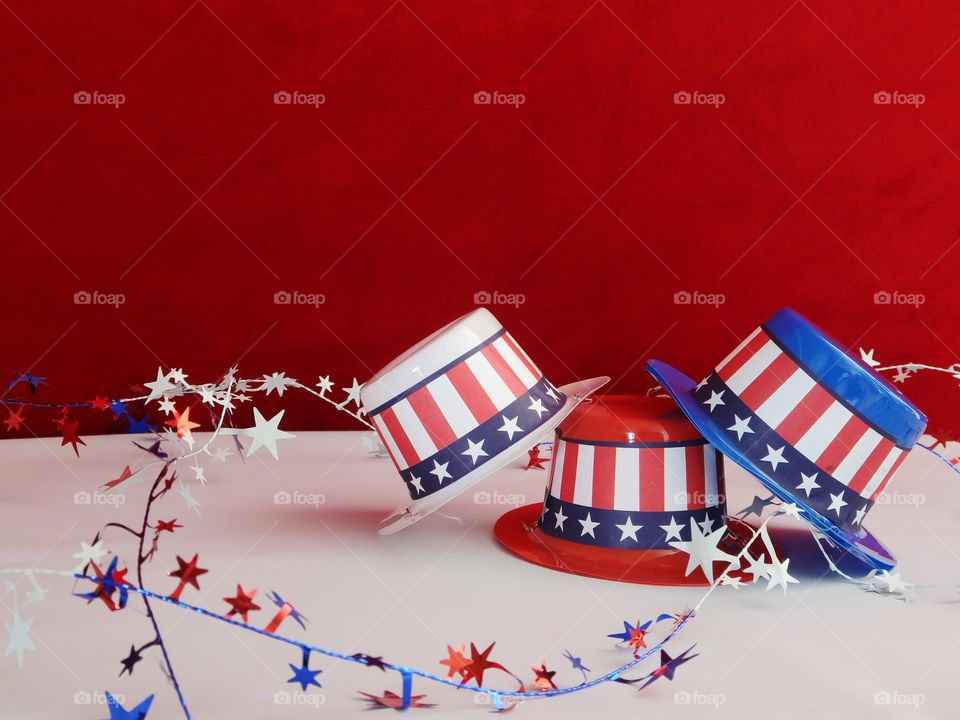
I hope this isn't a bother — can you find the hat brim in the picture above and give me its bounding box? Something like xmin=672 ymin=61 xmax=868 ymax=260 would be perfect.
xmin=378 ymin=376 xmax=610 ymax=535
xmin=646 ymin=359 xmax=896 ymax=572
xmin=494 ymin=504 xmax=761 ymax=586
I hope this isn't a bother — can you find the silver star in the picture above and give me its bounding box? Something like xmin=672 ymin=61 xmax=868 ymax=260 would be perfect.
xmin=3 ymin=614 xmax=35 ymax=668
xmin=242 ymin=408 xmax=296 ymax=460
xmin=668 ymin=519 xmax=738 ymax=583
xmin=765 ymin=556 xmax=799 ymax=595
xmin=315 ymin=375 xmax=334 ymax=394
xmin=341 ymin=378 xmax=363 ymax=408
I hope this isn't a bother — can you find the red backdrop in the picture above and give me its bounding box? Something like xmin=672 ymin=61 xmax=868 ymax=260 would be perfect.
xmin=1 ymin=1 xmax=958 ymax=440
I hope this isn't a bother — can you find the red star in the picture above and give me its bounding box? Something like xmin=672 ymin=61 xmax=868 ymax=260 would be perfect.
xmin=223 ymin=584 xmax=261 ymax=623
xmin=461 ymin=642 xmax=509 ymax=688
xmin=103 ymin=465 xmax=135 ymax=490
xmin=627 ymin=623 xmax=648 ymax=653
xmin=165 ymin=406 xmax=201 ymax=442
xmin=531 ymin=662 xmax=557 ymax=691
xmin=155 ymin=470 xmax=178 ymax=499
xmin=90 ymin=396 xmax=110 ymax=411
xmin=155 ymin=519 xmax=182 ymax=534
xmin=357 ymin=690 xmax=434 ymax=709
xmin=56 ymin=418 xmax=85 ymax=456
xmin=168 ymin=554 xmax=208 ymax=600
xmin=526 ymin=446 xmax=549 ymax=470
xmin=439 ymin=644 xmax=471 ymax=679
xmin=4 ymin=405 xmax=25 ymax=432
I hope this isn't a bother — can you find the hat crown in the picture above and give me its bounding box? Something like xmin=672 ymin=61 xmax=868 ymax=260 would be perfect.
xmin=362 ymin=308 xmax=502 ymax=413
xmin=764 ymin=308 xmax=926 ymax=448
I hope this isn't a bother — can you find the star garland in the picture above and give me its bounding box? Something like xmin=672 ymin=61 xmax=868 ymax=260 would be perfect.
xmin=0 ymin=347 xmax=954 ymax=716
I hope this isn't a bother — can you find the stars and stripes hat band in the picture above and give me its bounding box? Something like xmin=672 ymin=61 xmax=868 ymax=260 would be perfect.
xmin=494 ymin=394 xmax=758 ymax=585
xmin=647 ymin=307 xmax=927 ymax=572
xmin=362 ymin=308 xmax=608 ymax=534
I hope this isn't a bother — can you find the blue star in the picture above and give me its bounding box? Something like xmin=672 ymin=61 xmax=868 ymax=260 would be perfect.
xmin=110 ymin=400 xmax=129 ymax=418
xmin=287 ymin=662 xmax=322 ymax=691
xmin=8 ymin=372 xmax=48 ymax=394
xmin=104 ymin=691 xmax=154 ymax=719
xmin=268 ymin=590 xmax=309 ymax=629
xmin=74 ymin=555 xmax=128 ymax=609
xmin=124 ymin=413 xmax=154 ymax=434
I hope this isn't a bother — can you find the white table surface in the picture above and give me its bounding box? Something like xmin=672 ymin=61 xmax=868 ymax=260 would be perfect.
xmin=1 ymin=431 xmax=957 ymax=719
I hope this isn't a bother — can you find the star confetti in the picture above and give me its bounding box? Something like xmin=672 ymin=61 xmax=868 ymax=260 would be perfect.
xmin=119 ymin=645 xmax=144 ymax=676
xmin=668 ymin=519 xmax=738 ymax=583
xmin=223 ymin=585 xmax=261 ymax=623
xmin=461 ymin=642 xmax=510 ymax=688
xmin=608 ymin=620 xmax=652 ymax=656
xmin=8 ymin=371 xmax=47 ymax=395
xmin=525 ymin=444 xmax=549 ymax=470
xmin=75 ymin=555 xmax=129 ymax=611
xmin=56 ymin=417 xmax=85 ymax=456
xmin=353 ymin=653 xmax=389 ymax=671
xmin=104 ymin=691 xmax=154 ymax=720
xmin=358 ymin=690 xmax=434 ymax=710
xmin=167 ymin=554 xmax=208 ymax=601
xmin=164 ymin=406 xmax=201 ymax=447
xmin=635 ymin=646 xmax=699 ymax=690
xmin=3 ymin=612 xmax=36 ymax=668
xmin=288 ymin=649 xmax=323 ymax=691
xmin=439 ymin=644 xmax=471 ymax=679
xmin=154 ymin=519 xmax=182 ymax=534
xmin=4 ymin=405 xmax=25 ymax=432
xmin=261 ymin=372 xmax=298 ymax=397
xmin=241 ymin=408 xmax=295 ymax=460
xmin=531 ymin=662 xmax=557 ymax=691
xmin=265 ymin=590 xmax=308 ymax=633
xmin=72 ymin=537 xmax=107 ymax=573
xmin=103 ymin=465 xmax=136 ymax=490
xmin=562 ymin=650 xmax=590 ymax=682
